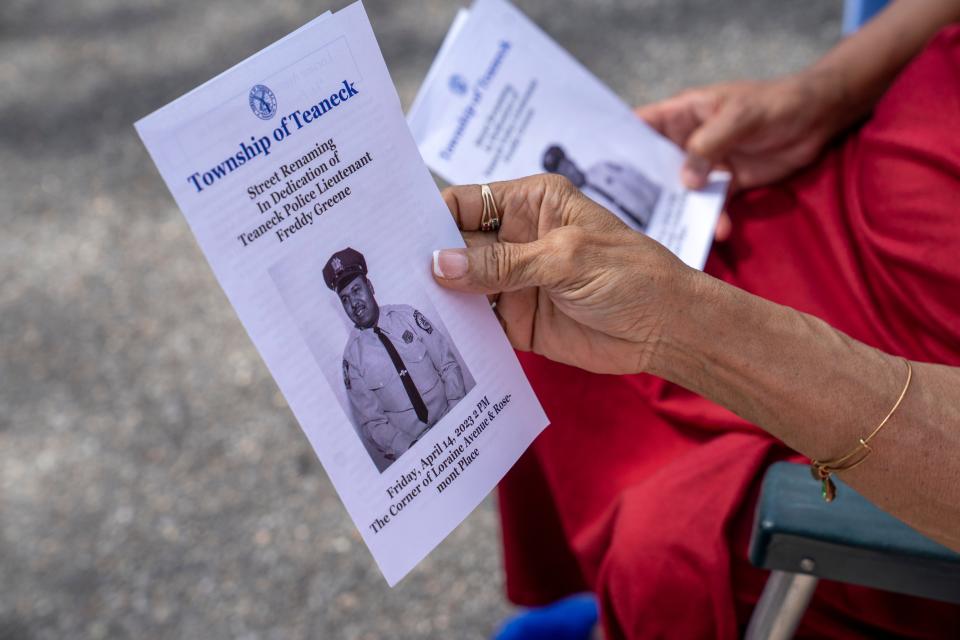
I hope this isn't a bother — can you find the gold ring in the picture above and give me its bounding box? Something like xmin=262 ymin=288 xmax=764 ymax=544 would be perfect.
xmin=480 ymin=184 xmax=501 ymax=232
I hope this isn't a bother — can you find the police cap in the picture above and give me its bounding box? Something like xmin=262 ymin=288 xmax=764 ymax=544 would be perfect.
xmin=323 ymin=247 xmax=367 ymax=292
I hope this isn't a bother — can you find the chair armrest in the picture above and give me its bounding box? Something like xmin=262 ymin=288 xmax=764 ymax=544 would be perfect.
xmin=749 ymin=462 xmax=960 ymax=604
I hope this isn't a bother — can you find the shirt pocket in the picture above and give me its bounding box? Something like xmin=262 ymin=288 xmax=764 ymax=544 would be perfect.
xmin=397 ymin=339 xmax=428 ymax=366
xmin=365 ymin=345 xmax=422 ymax=413
xmin=401 ymin=340 xmax=442 ymax=394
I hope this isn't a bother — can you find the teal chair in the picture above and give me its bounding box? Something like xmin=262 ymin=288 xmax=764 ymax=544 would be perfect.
xmin=744 ymin=462 xmax=960 ymax=639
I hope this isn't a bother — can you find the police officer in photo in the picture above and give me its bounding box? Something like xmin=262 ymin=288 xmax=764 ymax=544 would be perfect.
xmin=324 ymin=247 xmax=466 ymax=463
xmin=542 ymin=144 xmax=661 ymax=231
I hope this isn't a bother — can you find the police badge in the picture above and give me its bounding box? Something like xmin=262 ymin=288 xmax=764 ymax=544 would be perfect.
xmin=402 ymin=330 xmax=414 ymax=344
xmin=414 ymin=310 xmax=433 ymax=334
xmin=342 ymin=359 xmax=351 ymax=389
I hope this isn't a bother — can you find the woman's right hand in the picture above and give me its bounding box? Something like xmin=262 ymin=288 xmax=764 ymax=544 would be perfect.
xmin=636 ymin=69 xmax=849 ymax=191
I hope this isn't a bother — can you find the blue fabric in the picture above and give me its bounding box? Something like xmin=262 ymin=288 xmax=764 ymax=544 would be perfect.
xmin=493 ymin=594 xmax=599 ymax=640
xmin=843 ymin=0 xmax=890 ymax=34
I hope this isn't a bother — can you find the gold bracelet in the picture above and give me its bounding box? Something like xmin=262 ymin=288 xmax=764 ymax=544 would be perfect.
xmin=810 ymin=358 xmax=912 ymax=502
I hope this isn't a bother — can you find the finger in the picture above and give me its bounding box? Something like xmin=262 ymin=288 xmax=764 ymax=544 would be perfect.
xmin=714 ymin=211 xmax=732 ymax=242
xmin=686 ymin=100 xmax=753 ymax=160
xmin=493 ymin=288 xmax=538 ymax=351
xmin=441 ymin=179 xmax=514 ymax=232
xmin=489 ymin=293 xmax=508 ymax=331
xmin=461 ymin=231 xmax=501 ymax=303
xmin=442 ymin=174 xmax=574 ymax=243
xmin=683 ymin=102 xmax=755 ymax=188
xmin=432 ymin=238 xmax=556 ymax=294
xmin=635 ymin=92 xmax=711 ymax=147
xmin=634 ymin=102 xmax=670 ymax=134
xmin=681 ymin=154 xmax=713 ymax=190
xmin=462 ymin=230 xmax=497 ymax=249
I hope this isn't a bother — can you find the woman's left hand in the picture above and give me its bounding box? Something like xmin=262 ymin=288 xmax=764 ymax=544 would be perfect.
xmin=432 ymin=174 xmax=695 ymax=375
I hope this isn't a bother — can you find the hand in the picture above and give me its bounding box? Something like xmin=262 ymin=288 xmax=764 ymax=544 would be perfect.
xmin=636 ymin=69 xmax=848 ymax=191
xmin=432 ymin=175 xmax=695 ymax=375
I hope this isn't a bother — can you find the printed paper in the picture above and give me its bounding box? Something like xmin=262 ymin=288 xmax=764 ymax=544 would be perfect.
xmin=408 ymin=0 xmax=729 ymax=269
xmin=135 ymin=1 xmax=548 ymax=586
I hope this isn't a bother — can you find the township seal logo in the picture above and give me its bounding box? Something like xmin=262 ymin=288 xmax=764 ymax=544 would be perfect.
xmin=448 ymin=74 xmax=468 ymax=96
xmin=249 ymin=84 xmax=277 ymax=120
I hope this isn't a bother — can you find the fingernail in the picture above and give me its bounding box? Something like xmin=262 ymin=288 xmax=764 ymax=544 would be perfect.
xmin=682 ymin=156 xmax=709 ymax=189
xmin=433 ymin=249 xmax=468 ymax=279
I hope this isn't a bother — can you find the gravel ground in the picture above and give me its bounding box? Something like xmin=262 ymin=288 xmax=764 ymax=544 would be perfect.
xmin=0 ymin=1 xmax=839 ymax=638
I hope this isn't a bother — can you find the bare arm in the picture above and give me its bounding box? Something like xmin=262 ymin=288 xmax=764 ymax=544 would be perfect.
xmin=637 ymin=0 xmax=960 ymax=192
xmin=812 ymin=0 xmax=960 ymax=124
xmin=642 ymin=0 xmax=960 ymax=545
xmin=651 ymin=271 xmax=960 ymax=551
xmin=433 ymin=175 xmax=960 ymax=552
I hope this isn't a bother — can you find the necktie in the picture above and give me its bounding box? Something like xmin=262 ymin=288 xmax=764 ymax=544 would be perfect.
xmin=373 ymin=326 xmax=429 ymax=423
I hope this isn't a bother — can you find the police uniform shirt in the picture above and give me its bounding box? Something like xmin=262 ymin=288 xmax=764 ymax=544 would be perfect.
xmin=584 ymin=161 xmax=662 ymax=231
xmin=342 ymin=304 xmax=465 ymax=459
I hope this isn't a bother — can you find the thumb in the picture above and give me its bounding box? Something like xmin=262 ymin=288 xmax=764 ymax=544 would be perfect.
xmin=432 ymin=240 xmax=553 ymax=294
xmin=682 ymin=101 xmax=752 ymax=189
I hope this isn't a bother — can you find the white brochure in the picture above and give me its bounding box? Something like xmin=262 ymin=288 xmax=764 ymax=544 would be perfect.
xmin=135 ymin=1 xmax=548 ymax=586
xmin=408 ymin=0 xmax=729 ymax=269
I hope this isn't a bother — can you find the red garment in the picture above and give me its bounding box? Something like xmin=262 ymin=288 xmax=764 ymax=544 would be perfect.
xmin=498 ymin=26 xmax=960 ymax=639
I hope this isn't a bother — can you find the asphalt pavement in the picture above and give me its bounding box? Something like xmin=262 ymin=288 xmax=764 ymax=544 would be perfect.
xmin=0 ymin=1 xmax=838 ymax=638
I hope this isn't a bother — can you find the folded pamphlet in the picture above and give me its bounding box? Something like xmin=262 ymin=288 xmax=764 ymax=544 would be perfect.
xmin=409 ymin=0 xmax=729 ymax=269
xmin=135 ymin=1 xmax=548 ymax=586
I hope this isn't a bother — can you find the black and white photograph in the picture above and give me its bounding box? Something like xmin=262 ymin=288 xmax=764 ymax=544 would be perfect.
xmin=542 ymin=144 xmax=662 ymax=231
xmin=270 ymin=242 xmax=476 ymax=473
